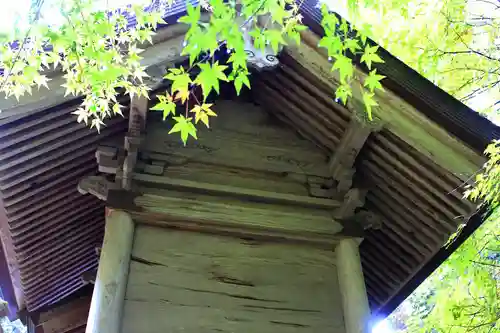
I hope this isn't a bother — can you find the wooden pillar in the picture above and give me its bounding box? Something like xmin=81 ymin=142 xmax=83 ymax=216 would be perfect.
xmin=86 ymin=210 xmax=134 ymax=333
xmin=336 ymin=239 xmax=371 ymax=333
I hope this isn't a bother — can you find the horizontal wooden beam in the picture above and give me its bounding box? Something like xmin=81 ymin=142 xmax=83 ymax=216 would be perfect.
xmin=287 ymin=30 xmax=485 ymax=182
xmin=132 ymin=172 xmax=341 ymax=209
xmin=106 ymin=187 xmax=349 ymax=246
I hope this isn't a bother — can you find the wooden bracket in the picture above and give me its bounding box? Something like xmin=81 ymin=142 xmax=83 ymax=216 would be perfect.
xmin=96 ymin=145 xmax=124 ymax=174
xmin=307 ymin=176 xmax=336 ymax=198
xmin=333 ymin=188 xmax=367 ymax=219
xmin=329 ymin=116 xmax=383 ymax=194
xmin=128 ymin=95 xmax=148 ymax=137
xmin=338 ymin=210 xmax=383 ymax=237
xmin=77 ymin=175 xmax=120 ymax=201
xmin=81 ymin=269 xmax=97 ymax=285
xmin=141 ymin=160 xmax=166 ymax=175
xmin=122 ymin=96 xmax=149 ymax=189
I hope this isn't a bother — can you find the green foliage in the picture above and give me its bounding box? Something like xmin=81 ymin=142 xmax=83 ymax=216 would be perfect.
xmin=0 ymin=0 xmax=166 ymax=130
xmin=332 ymin=1 xmax=500 ymax=331
xmin=318 ymin=3 xmax=384 ymax=112
xmin=0 ymin=0 xmax=386 ymax=144
xmin=345 ymin=0 xmax=500 ymax=115
xmin=465 ymin=140 xmax=500 ymax=207
xmin=389 ymin=212 xmax=500 ymax=333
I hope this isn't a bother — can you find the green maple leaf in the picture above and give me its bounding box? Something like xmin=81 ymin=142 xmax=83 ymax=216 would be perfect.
xmin=228 ymin=49 xmax=247 ymax=70
xmin=267 ymin=1 xmax=288 ymax=25
xmin=344 ymin=38 xmax=361 ymax=54
xmin=340 ymin=19 xmax=349 ymax=35
xmin=286 ymin=24 xmax=307 ymax=46
xmin=234 ymin=72 xmax=251 ymax=95
xmin=361 ymin=45 xmax=384 ymax=70
xmin=364 ymin=69 xmax=385 ymax=92
xmin=190 ymin=103 xmax=217 ymax=127
xmin=335 ymin=84 xmax=353 ymax=105
xmin=320 ymin=5 xmax=339 ymax=31
xmin=181 ymin=36 xmax=202 ymax=65
xmin=200 ymin=28 xmax=220 ymax=55
xmin=151 ymin=95 xmax=176 ymax=120
xmin=332 ymin=54 xmax=354 ymax=83
xmin=195 ymin=62 xmax=228 ymax=100
xmin=249 ymin=29 xmax=266 ymax=50
xmin=362 ymin=92 xmax=378 ymax=120
xmin=263 ymin=29 xmax=287 ymax=53
xmin=225 ymin=26 xmax=245 ymax=53
xmin=169 ymin=116 xmax=198 ymax=145
xmin=318 ymin=35 xmax=343 ymax=55
xmin=357 ymin=24 xmax=373 ymax=45
xmin=165 ymin=68 xmax=192 ymax=102
xmin=178 ymin=3 xmax=201 ymax=27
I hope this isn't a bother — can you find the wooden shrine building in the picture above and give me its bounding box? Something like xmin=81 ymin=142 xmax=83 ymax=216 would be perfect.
xmin=0 ymin=1 xmax=499 ymax=332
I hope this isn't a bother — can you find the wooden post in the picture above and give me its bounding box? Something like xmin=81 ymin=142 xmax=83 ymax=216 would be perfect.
xmin=336 ymin=239 xmax=371 ymax=333
xmin=85 ymin=210 xmax=134 ymax=333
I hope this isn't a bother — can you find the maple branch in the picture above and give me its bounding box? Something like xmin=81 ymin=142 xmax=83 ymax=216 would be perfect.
xmin=470 ymin=260 xmax=500 ymax=268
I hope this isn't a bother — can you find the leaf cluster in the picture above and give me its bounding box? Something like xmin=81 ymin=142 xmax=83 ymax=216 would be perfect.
xmin=0 ymin=0 xmax=386 ymax=144
xmin=318 ymin=3 xmax=384 ymax=120
xmin=0 ymin=0 xmax=165 ymax=130
xmin=151 ymin=0 xmax=307 ymax=143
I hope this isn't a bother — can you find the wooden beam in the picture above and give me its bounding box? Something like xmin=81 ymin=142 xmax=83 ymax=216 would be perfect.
xmin=37 ymin=296 xmax=90 ymax=333
xmin=106 ymin=187 xmax=349 ymax=246
xmin=122 ymin=96 xmax=149 ymax=189
xmin=336 ymin=239 xmax=372 ymax=333
xmin=86 ymin=210 xmax=134 ymax=333
xmin=329 ymin=117 xmax=380 ymax=192
xmin=128 ymin=95 xmax=148 ymax=137
xmin=287 ymin=30 xmax=485 ymax=182
xmin=132 ymin=172 xmax=341 ymax=209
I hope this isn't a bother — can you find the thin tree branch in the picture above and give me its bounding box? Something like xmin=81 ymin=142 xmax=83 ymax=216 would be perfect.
xmin=471 ymin=260 xmax=500 ymax=268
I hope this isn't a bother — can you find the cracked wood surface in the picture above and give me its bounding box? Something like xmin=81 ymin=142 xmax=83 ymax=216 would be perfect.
xmin=122 ymin=225 xmax=346 ymax=333
xmin=106 ymin=186 xmax=346 ymax=246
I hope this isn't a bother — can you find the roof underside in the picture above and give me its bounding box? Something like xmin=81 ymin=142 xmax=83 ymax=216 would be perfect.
xmin=0 ymin=102 xmax=127 ymax=311
xmin=251 ymin=54 xmax=477 ymax=309
xmin=0 ymin=56 xmax=481 ymax=313
xmin=0 ymin=0 xmax=497 ymax=315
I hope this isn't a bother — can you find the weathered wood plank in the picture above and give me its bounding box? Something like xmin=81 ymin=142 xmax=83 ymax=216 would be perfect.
xmin=287 ymin=30 xmax=485 ymax=181
xmin=132 ymin=172 xmax=340 ymax=209
xmin=143 ymin=101 xmax=331 ymax=177
xmin=158 ymin=161 xmax=314 ymax=196
xmin=128 ymin=187 xmax=343 ymax=235
xmin=122 ymin=225 xmax=345 ymax=333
